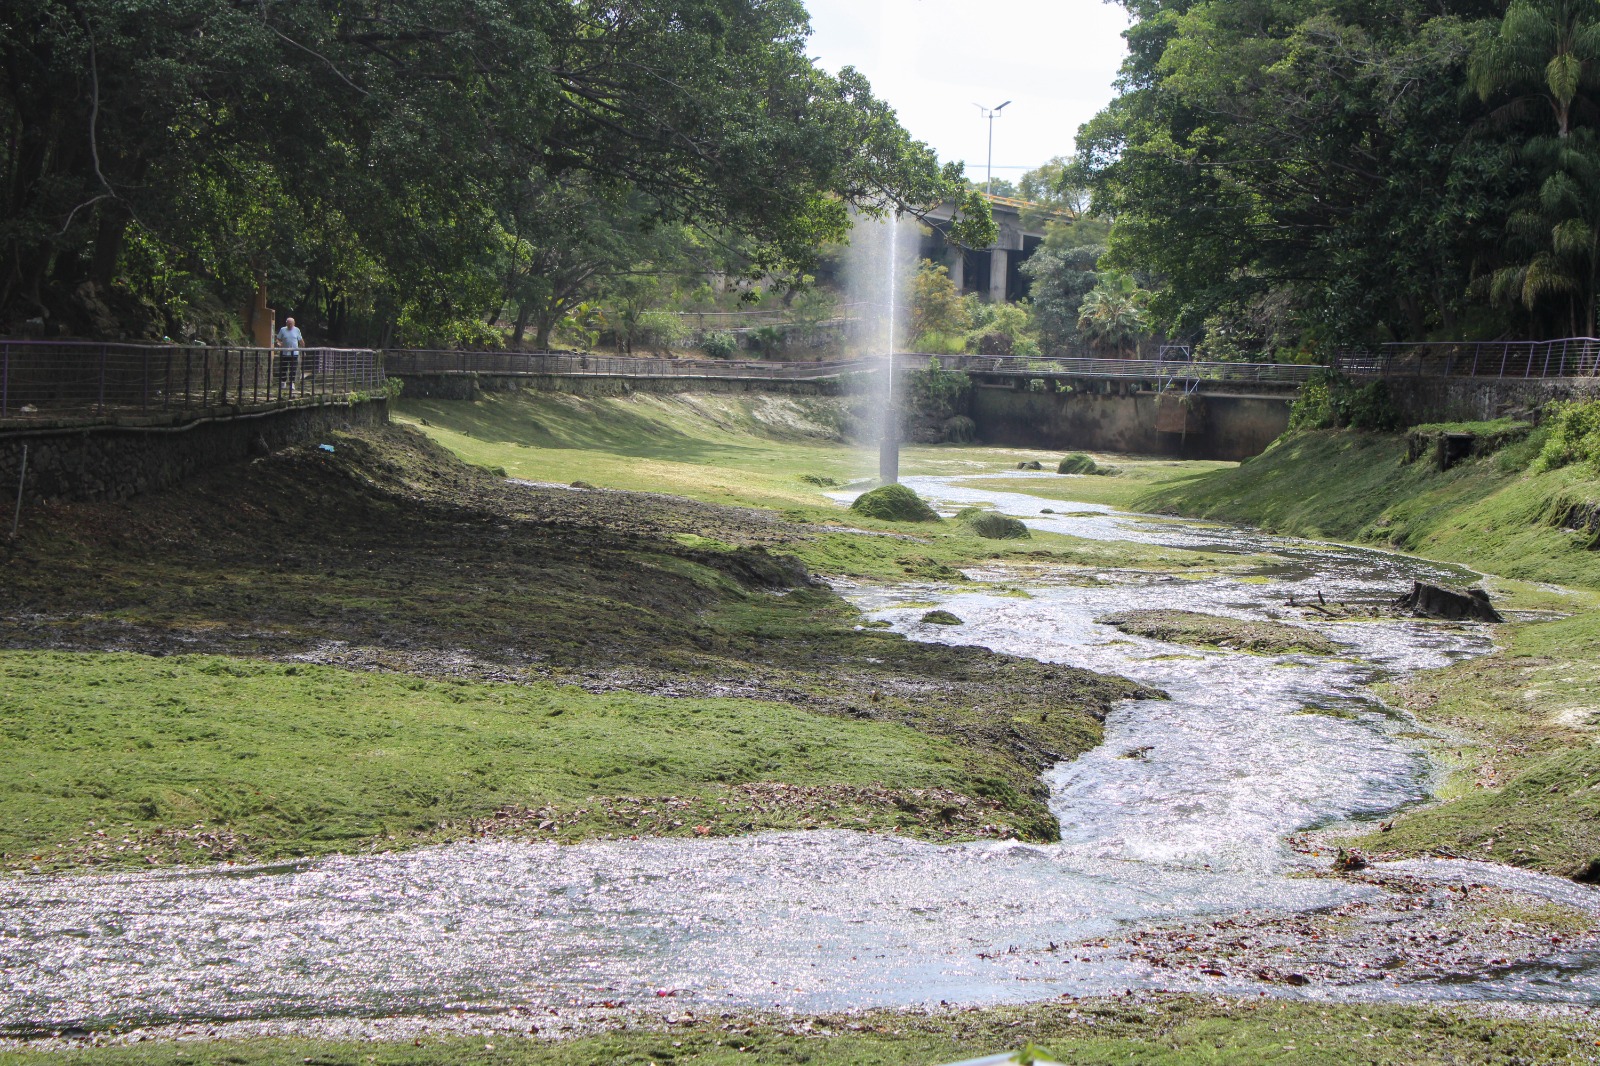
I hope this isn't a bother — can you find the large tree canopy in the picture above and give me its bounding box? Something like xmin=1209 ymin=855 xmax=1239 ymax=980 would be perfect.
xmin=2 ymin=0 xmax=990 ymax=340
xmin=1072 ymin=0 xmax=1596 ymax=349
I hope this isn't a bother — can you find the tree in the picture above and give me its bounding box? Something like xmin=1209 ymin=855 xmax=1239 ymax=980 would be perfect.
xmin=0 ymin=0 xmax=992 ymax=339
xmin=1473 ymin=0 xmax=1600 ymax=335
xmin=909 ymin=260 xmax=967 ymax=344
xmin=1074 ymin=0 xmax=1519 ymax=348
xmin=1077 ymin=273 xmax=1148 ymax=355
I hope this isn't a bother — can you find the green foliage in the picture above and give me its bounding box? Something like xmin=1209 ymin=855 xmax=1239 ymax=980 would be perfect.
xmin=909 ymin=259 xmax=967 ymax=343
xmin=1075 ymin=0 xmax=1525 ymax=345
xmin=905 ymin=357 xmax=971 ymax=420
xmin=850 ymin=484 xmax=941 ymax=523
xmin=1 ymin=0 xmax=982 ymax=343
xmin=1075 ymin=273 xmax=1148 ymax=354
xmin=1022 ymin=238 xmax=1102 ymax=353
xmin=954 ymin=507 xmax=1031 ymax=540
xmin=1057 ymin=453 xmax=1101 ymax=475
xmin=699 ymin=330 xmax=740 ymax=358
xmin=1289 ymin=370 xmax=1402 ymax=431
xmin=1534 ymin=398 xmax=1600 ymax=472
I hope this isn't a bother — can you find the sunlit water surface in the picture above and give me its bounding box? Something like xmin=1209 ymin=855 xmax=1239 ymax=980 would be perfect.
xmin=4 ymin=475 xmax=1598 ymax=1031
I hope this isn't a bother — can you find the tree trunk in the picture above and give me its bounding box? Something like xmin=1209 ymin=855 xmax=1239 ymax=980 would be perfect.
xmin=510 ymin=301 xmax=530 ymax=347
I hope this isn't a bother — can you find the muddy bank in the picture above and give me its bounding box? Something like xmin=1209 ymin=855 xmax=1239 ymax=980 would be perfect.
xmin=0 ymin=426 xmax=1148 ymax=869
xmin=1096 ymin=609 xmax=1343 ymax=655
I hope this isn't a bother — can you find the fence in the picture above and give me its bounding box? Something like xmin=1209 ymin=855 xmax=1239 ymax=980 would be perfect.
xmin=0 ymin=341 xmax=385 ymax=422
xmin=911 ymin=353 xmax=1322 ymax=385
xmin=384 ymin=349 xmax=874 ymax=380
xmin=1335 ymin=339 xmax=1600 ymax=380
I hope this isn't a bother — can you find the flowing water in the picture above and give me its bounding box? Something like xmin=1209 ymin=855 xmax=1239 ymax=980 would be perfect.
xmin=4 ymin=476 xmax=1599 ymax=1033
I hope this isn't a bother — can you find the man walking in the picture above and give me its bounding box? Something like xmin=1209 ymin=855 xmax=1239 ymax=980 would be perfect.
xmin=276 ymin=316 xmax=303 ymax=395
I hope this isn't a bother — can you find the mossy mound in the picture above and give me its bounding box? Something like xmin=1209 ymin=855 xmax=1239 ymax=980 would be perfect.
xmin=1058 ymin=453 xmax=1101 ymax=475
xmin=955 ymin=507 xmax=1031 ymax=540
xmin=921 ymin=610 xmax=963 ymax=625
xmin=1097 ymin=609 xmax=1341 ymax=655
xmin=851 ymin=484 xmax=941 ymax=523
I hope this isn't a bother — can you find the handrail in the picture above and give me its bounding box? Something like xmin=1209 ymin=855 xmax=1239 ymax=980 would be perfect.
xmin=1334 ymin=339 xmax=1600 ymax=380
xmin=0 ymin=340 xmax=384 ymax=422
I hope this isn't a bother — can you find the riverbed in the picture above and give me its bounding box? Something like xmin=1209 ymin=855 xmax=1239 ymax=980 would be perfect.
xmin=3 ymin=474 xmax=1597 ymax=1035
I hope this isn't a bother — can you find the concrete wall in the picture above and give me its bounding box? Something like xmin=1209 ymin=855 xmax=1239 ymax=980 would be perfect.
xmin=395 ymin=371 xmax=849 ymax=400
xmin=1385 ymin=376 xmax=1600 ymax=425
xmin=970 ymin=385 xmax=1292 ymax=461
xmin=0 ymin=399 xmax=387 ymax=503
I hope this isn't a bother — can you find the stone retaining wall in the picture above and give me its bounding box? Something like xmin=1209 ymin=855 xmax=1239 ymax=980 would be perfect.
xmin=0 ymin=399 xmax=387 ymax=503
xmin=1385 ymin=376 xmax=1600 ymax=424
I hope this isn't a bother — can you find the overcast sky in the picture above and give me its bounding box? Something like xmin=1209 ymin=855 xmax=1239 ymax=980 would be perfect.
xmin=803 ymin=0 xmax=1131 ymax=182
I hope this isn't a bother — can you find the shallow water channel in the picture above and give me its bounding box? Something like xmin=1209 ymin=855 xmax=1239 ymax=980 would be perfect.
xmin=4 ymin=474 xmax=1599 ymax=1033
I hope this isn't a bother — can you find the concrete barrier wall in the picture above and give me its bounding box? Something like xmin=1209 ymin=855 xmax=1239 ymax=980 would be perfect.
xmin=1384 ymin=376 xmax=1600 ymax=425
xmin=970 ymin=386 xmax=1292 ymax=461
xmin=0 ymin=399 xmax=387 ymax=503
xmin=395 ymin=371 xmax=848 ymax=399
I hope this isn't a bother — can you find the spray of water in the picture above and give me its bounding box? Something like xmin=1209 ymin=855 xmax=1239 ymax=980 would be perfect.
xmin=844 ymin=210 xmax=910 ymax=484
xmin=879 ymin=215 xmax=900 ymax=483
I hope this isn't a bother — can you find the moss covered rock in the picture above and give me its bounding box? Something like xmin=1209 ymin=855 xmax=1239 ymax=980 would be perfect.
xmin=1058 ymin=453 xmax=1101 ymax=475
xmin=851 ymin=484 xmax=941 ymax=522
xmin=921 ymin=609 xmax=963 ymax=625
xmin=955 ymin=507 xmax=1031 ymax=540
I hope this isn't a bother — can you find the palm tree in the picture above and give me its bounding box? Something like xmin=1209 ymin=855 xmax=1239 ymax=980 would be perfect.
xmin=1077 ymin=273 xmax=1148 ymax=355
xmin=1473 ymin=0 xmax=1600 ymax=334
xmin=1471 ymin=0 xmax=1600 ymax=138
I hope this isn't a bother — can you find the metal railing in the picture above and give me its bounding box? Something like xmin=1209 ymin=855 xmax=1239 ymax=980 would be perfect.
xmin=907 ymin=353 xmax=1323 ymax=384
xmin=382 ymin=348 xmax=1323 ymax=385
xmin=0 ymin=340 xmax=385 ymax=422
xmin=1335 ymin=339 xmax=1600 ymax=380
xmin=384 ymin=349 xmax=875 ymax=380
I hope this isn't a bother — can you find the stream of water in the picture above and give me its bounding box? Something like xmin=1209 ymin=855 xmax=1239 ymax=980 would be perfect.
xmin=3 ymin=475 xmax=1598 ymax=1033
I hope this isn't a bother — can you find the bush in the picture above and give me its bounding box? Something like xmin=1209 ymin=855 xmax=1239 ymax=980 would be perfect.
xmin=634 ymin=310 xmax=689 ymax=353
xmin=955 ymin=507 xmax=1031 ymax=540
xmin=943 ymin=415 xmax=977 ymax=443
xmin=1535 ymin=400 xmax=1600 ymax=473
xmin=1058 ymin=452 xmax=1100 ymax=475
xmin=1289 ymin=370 xmax=1402 ymax=431
xmin=699 ymin=330 xmax=739 ymax=359
xmin=850 ymin=484 xmax=941 ymax=522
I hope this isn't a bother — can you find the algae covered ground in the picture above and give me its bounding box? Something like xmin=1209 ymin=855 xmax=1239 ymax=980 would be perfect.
xmin=5 ymin=997 xmax=1599 ymax=1065
xmin=0 ymin=418 xmax=1155 ymax=871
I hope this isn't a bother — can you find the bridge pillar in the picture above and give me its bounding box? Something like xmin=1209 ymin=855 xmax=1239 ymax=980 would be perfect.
xmin=946 ymin=245 xmax=965 ymax=291
xmin=988 ymin=249 xmax=1008 ymax=303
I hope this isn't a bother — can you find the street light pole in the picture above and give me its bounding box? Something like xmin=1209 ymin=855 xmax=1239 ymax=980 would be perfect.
xmin=978 ymin=100 xmax=1011 ymax=194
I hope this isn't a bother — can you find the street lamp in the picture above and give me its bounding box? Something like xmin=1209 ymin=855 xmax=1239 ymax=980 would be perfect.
xmin=976 ymin=100 xmax=1012 ymax=194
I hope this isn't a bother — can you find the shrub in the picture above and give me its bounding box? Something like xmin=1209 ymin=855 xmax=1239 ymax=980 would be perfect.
xmin=699 ymin=330 xmax=739 ymax=359
xmin=634 ymin=310 xmax=689 ymax=353
xmin=943 ymin=415 xmax=977 ymax=443
xmin=1058 ymin=452 xmax=1100 ymax=475
xmin=955 ymin=507 xmax=1031 ymax=540
xmin=1289 ymin=369 xmax=1401 ymax=431
xmin=1535 ymin=400 xmax=1600 ymax=473
xmin=850 ymin=484 xmax=941 ymax=522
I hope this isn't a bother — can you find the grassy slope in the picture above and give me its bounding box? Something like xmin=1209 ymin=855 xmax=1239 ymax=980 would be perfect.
xmin=0 ymin=424 xmax=1149 ymax=869
xmin=4 ymin=998 xmax=1597 ymax=1065
xmin=0 ymin=651 xmax=1027 ymax=871
xmin=1138 ymin=429 xmax=1600 ymax=879
xmin=397 ymin=390 xmax=1242 ymax=580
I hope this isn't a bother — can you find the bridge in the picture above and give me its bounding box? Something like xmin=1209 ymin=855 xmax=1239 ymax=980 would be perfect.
xmin=920 ymin=193 xmax=1072 ymax=303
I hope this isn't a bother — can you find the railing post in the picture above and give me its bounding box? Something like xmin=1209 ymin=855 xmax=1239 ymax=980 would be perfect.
xmin=1499 ymin=343 xmax=1509 ymax=378
xmin=142 ymin=347 xmax=151 ymax=412
xmin=98 ymin=344 xmax=108 ymax=410
xmin=2 ymin=341 xmax=8 ymax=417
